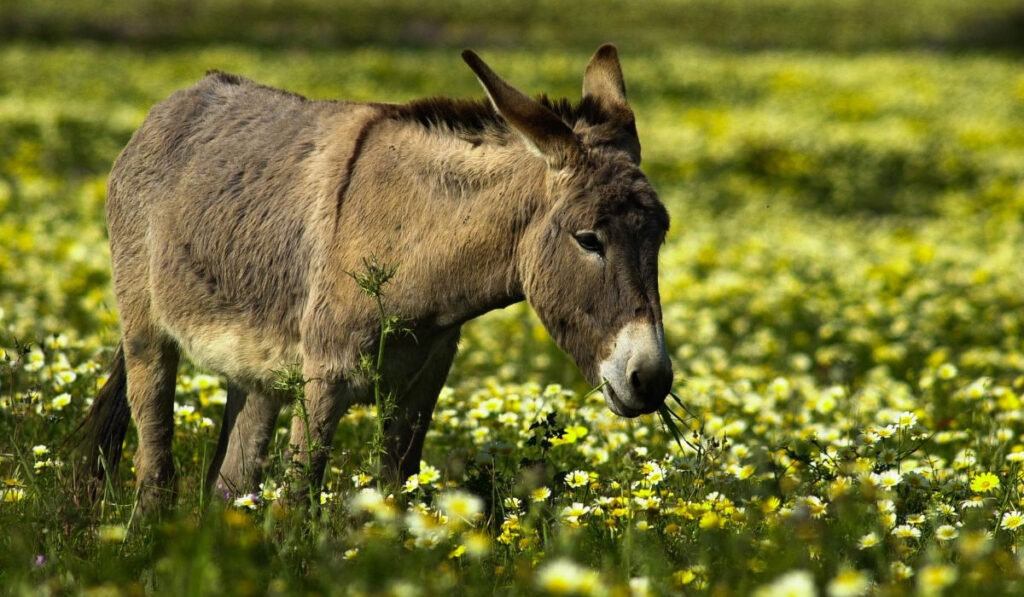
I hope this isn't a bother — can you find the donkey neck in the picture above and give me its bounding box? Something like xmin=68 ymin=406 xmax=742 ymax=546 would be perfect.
xmin=339 ymin=118 xmax=551 ymax=330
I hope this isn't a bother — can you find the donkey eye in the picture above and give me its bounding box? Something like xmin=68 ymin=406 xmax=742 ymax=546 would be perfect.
xmin=573 ymin=231 xmax=603 ymax=254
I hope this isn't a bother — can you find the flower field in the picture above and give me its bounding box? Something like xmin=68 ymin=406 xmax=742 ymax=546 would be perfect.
xmin=3 ymin=17 xmax=1024 ymax=596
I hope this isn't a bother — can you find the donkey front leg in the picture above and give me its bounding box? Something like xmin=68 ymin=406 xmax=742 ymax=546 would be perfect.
xmin=206 ymin=384 xmax=284 ymax=499
xmin=286 ymin=372 xmax=358 ymax=503
xmin=384 ymin=329 xmax=460 ymax=484
xmin=123 ymin=333 xmax=180 ymax=512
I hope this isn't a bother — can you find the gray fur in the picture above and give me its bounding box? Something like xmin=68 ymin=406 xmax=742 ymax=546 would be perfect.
xmin=78 ymin=45 xmax=672 ymax=510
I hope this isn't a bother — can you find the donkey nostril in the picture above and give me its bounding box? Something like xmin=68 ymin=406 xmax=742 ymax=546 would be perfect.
xmin=628 ymin=359 xmax=672 ymax=405
xmin=629 ymin=370 xmax=642 ymax=392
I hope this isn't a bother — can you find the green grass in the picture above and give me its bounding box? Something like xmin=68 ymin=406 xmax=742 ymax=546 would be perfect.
xmin=2 ymin=16 xmax=1024 ymax=596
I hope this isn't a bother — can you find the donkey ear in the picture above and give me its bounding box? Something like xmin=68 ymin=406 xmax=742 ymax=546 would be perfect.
xmin=583 ymin=44 xmax=630 ymax=107
xmin=583 ymin=44 xmax=641 ymax=164
xmin=462 ymin=49 xmax=581 ymax=169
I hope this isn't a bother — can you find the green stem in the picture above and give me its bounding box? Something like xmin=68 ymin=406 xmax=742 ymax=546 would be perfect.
xmin=373 ymin=293 xmax=389 ymax=491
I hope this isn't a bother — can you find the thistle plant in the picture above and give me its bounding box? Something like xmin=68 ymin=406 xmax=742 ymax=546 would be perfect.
xmin=349 ymin=256 xmax=405 ymax=490
xmin=272 ymin=362 xmax=318 ymax=504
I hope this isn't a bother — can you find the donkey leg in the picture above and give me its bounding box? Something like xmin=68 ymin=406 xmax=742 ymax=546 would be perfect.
xmin=205 ymin=383 xmax=243 ymax=497
xmin=286 ymin=373 xmax=357 ymax=503
xmin=207 ymin=385 xmax=283 ymax=498
xmin=384 ymin=329 xmax=461 ymax=484
xmin=122 ymin=331 xmax=180 ymax=512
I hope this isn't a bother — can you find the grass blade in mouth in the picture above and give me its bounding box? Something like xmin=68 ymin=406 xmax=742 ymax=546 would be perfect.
xmin=658 ymin=389 xmax=705 ymax=453
xmin=582 ymin=380 xmax=608 ymax=401
xmin=657 ymin=403 xmax=688 ymax=453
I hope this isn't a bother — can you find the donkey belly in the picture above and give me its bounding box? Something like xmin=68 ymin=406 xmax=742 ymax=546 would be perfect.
xmin=166 ymin=320 xmax=302 ymax=389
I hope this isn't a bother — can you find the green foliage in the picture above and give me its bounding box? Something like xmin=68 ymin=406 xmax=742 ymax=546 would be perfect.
xmin=2 ymin=0 xmax=1023 ymax=52
xmin=3 ymin=12 xmax=1024 ymax=595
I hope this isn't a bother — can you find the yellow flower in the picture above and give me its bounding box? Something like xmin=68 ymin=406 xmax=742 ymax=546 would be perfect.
xmin=828 ymin=476 xmax=851 ymax=498
xmin=672 ymin=569 xmax=697 ymax=587
xmin=959 ymin=496 xmax=988 ymax=509
xmin=448 ymin=545 xmax=466 ymax=559
xmin=438 ymin=490 xmax=484 ymax=527
xmin=870 ymin=469 xmax=902 ymax=489
xmin=536 ymin=558 xmax=603 ymax=596
xmin=753 ymin=570 xmax=814 ymax=597
xmin=3 ymin=488 xmax=26 ymax=503
xmin=1000 ymin=510 xmax=1024 ymax=531
xmin=891 ymin=524 xmax=920 ymax=539
xmin=890 ymin=562 xmax=914 ymax=581
xmin=50 ymin=393 xmax=71 ymax=410
xmin=917 ymin=564 xmax=957 ymax=596
xmin=957 ymin=530 xmax=993 ymax=559
xmin=935 ymin=525 xmax=959 ymax=541
xmin=699 ymin=511 xmax=722 ymax=530
xmin=760 ymin=496 xmax=781 ymax=514
xmin=531 ymin=487 xmax=552 ymax=502
xmin=233 ymin=494 xmax=258 ymax=509
xmin=640 ymin=461 xmax=665 ymax=485
xmin=350 ymin=488 xmax=395 ymax=521
xmin=461 ymin=531 xmax=491 ymax=558
xmin=827 ymin=568 xmax=870 ymax=597
xmin=769 ymin=377 xmax=791 ymax=397
xmin=970 ymin=472 xmax=1000 ymax=493
xmin=417 ymin=463 xmax=441 ymax=486
xmin=732 ymin=464 xmax=756 ymax=480
xmin=802 ymin=495 xmax=827 ymax=518
xmin=857 ymin=532 xmax=879 ymax=549
xmin=97 ymin=525 xmax=127 ymax=543
xmin=564 ymin=470 xmax=591 ymax=488
xmin=550 ymin=425 xmax=588 ymax=446
xmin=628 ymin=577 xmax=651 ymax=597
xmin=561 ymin=502 xmax=591 ymax=526
xmin=895 ymin=411 xmax=918 ymax=428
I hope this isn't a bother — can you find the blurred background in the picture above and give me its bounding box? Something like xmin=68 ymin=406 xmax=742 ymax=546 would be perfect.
xmin=4 ymin=5 xmax=1024 ymax=592
xmin=4 ymin=0 xmax=1024 ymax=52
xmin=2 ymin=0 xmax=1023 ymax=390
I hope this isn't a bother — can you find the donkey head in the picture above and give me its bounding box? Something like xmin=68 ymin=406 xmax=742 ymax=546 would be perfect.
xmin=463 ymin=45 xmax=672 ymax=417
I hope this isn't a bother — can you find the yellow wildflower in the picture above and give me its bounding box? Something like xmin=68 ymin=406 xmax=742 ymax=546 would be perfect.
xmin=917 ymin=564 xmax=956 ymax=596
xmin=970 ymin=472 xmax=999 ymax=493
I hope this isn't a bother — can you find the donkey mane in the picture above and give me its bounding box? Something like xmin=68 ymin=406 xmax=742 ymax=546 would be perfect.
xmin=205 ymin=69 xmax=613 ymax=146
xmin=391 ymin=94 xmax=611 ymax=140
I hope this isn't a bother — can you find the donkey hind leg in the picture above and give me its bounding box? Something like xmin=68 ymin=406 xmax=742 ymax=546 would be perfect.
xmin=206 ymin=385 xmax=283 ymax=498
xmin=384 ymin=329 xmax=461 ymax=484
xmin=123 ymin=333 xmax=180 ymax=511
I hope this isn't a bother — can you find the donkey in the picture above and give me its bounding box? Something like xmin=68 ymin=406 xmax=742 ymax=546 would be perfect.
xmin=75 ymin=45 xmax=672 ymax=509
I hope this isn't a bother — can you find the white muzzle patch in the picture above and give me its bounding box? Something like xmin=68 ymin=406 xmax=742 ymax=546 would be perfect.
xmin=598 ymin=319 xmax=671 ymax=417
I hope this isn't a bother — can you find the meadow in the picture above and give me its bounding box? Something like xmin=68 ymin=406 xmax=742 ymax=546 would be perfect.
xmin=3 ymin=5 xmax=1024 ymax=595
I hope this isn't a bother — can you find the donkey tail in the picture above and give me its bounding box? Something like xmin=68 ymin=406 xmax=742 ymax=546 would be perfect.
xmin=69 ymin=342 xmax=131 ymax=495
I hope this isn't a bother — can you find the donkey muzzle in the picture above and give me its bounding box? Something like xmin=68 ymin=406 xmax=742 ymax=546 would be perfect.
xmin=598 ymin=320 xmax=672 ymax=417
